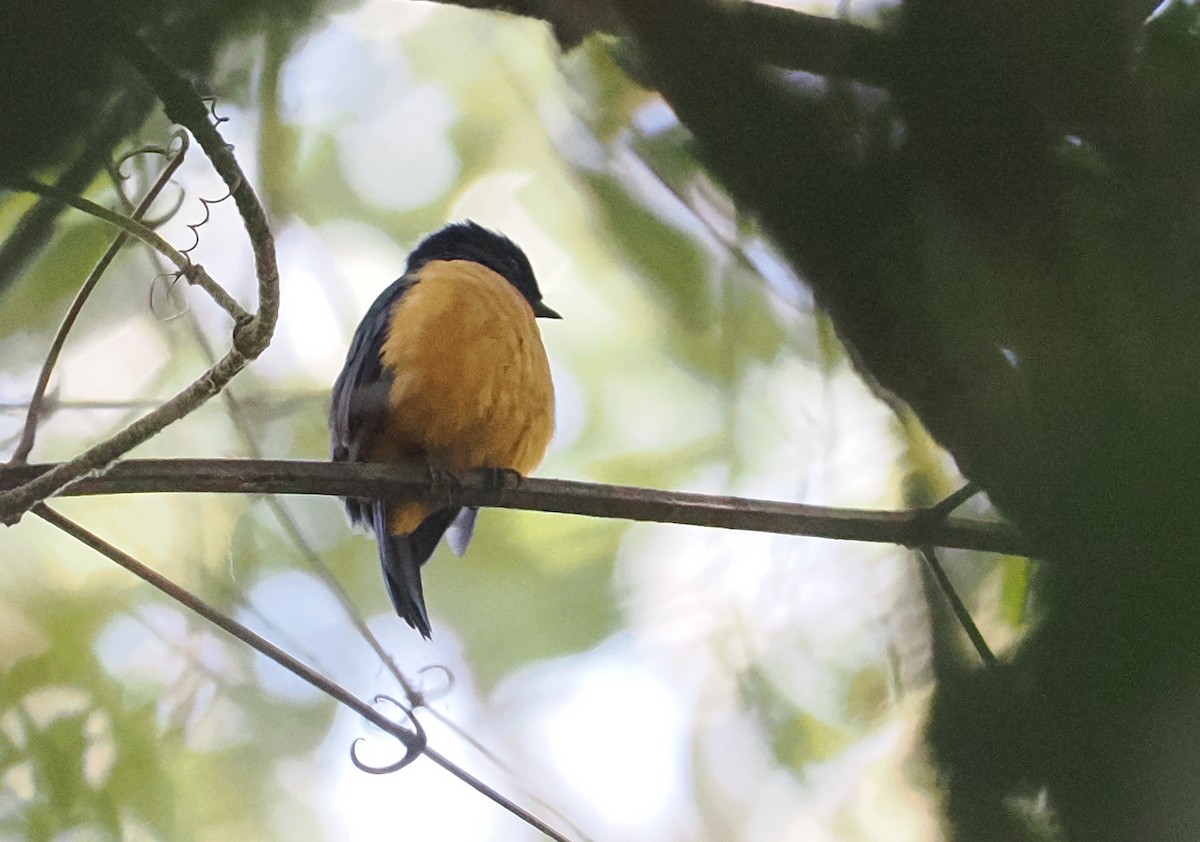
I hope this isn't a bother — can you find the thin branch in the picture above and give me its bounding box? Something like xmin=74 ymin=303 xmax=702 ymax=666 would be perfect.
xmin=8 ymin=137 xmax=188 ymax=465
xmin=0 ymin=459 xmax=1026 ymax=555
xmin=119 ymin=39 xmax=280 ymax=357
xmin=0 ymin=398 xmax=185 ymax=412
xmin=0 ymin=352 xmax=245 ymax=525
xmin=0 ymin=38 xmax=281 ymax=526
xmin=0 ymin=394 xmax=326 ymax=416
xmin=34 ymin=504 xmax=423 ymax=758
xmin=899 ymin=482 xmax=982 ymax=545
xmin=919 ymin=545 xmax=998 ymax=667
xmin=925 ymin=482 xmax=981 ymax=520
xmin=8 ymin=176 xmax=187 ymax=267
xmin=35 ymin=505 xmax=577 ymax=842
xmin=5 ymin=177 xmax=251 ymax=324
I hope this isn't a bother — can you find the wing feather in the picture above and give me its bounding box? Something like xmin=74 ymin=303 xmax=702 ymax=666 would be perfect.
xmin=330 ymin=276 xmax=415 ymax=526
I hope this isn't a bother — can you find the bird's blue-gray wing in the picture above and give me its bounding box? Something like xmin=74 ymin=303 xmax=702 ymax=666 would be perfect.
xmin=330 ymin=276 xmax=415 ymax=526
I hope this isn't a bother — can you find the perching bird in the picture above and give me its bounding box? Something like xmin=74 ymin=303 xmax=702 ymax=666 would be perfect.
xmin=330 ymin=221 xmax=559 ymax=638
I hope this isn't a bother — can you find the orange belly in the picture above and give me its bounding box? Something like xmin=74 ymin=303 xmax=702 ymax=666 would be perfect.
xmin=367 ymin=258 xmax=556 ymax=535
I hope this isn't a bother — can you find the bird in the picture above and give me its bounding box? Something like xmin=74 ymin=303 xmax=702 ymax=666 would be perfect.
xmin=330 ymin=221 xmax=559 ymax=638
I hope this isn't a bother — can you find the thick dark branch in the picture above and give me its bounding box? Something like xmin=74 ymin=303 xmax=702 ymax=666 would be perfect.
xmin=0 ymin=459 xmax=1025 ymax=556
xmin=423 ymin=0 xmax=622 ymax=49
xmin=725 ymin=2 xmax=894 ymax=85
xmin=423 ymin=0 xmax=895 ymax=85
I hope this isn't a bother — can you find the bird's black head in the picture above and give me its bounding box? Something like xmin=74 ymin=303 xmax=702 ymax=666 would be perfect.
xmin=405 ymin=221 xmax=560 ymax=318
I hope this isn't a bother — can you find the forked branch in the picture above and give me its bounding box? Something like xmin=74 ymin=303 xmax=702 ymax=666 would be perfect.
xmin=0 ymin=41 xmax=279 ymax=525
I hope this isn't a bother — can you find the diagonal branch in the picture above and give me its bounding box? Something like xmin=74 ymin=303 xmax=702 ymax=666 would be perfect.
xmin=36 ymin=504 xmax=578 ymax=842
xmin=0 ymin=39 xmax=280 ymax=527
xmin=422 ymin=0 xmax=896 ymax=85
xmin=8 ymin=136 xmax=188 ymax=465
xmin=119 ymin=38 xmax=280 ymax=357
xmin=5 ymin=176 xmax=248 ymax=320
xmin=0 ymin=458 xmax=1026 ymax=556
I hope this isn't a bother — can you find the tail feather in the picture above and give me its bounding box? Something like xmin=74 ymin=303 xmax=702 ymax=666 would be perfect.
xmin=380 ymin=532 xmax=432 ymax=637
xmin=373 ymin=503 xmax=460 ymax=639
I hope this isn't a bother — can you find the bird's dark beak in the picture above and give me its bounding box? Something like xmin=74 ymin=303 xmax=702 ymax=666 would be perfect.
xmin=533 ymin=300 xmax=562 ymax=319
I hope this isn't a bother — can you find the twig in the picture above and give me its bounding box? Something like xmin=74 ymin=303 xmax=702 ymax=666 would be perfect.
xmin=0 ymin=398 xmax=182 ymax=412
xmin=900 ymin=482 xmax=982 ymax=545
xmin=912 ymin=485 xmax=998 ymax=665
xmin=0 ymin=352 xmax=245 ymax=525
xmin=34 ymin=505 xmax=578 ymax=842
xmin=0 ymin=459 xmax=1026 ymax=555
xmin=34 ymin=504 xmax=424 ymax=757
xmin=919 ymin=545 xmax=998 ymax=666
xmin=119 ymin=39 xmax=279 ymax=357
xmin=8 ymin=177 xmax=188 ymax=266
xmin=5 ymin=177 xmax=251 ymax=325
xmin=0 ymin=37 xmax=280 ymax=526
xmin=8 ymin=138 xmax=188 ymax=465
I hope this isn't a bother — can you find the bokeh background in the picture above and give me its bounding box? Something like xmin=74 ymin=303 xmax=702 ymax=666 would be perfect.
xmin=0 ymin=2 xmax=1025 ymax=839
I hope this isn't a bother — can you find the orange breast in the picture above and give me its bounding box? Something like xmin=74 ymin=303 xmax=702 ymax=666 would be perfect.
xmin=371 ymin=259 xmax=556 ymax=534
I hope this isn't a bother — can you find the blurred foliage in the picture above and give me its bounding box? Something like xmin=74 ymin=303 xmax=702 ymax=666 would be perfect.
xmin=0 ymin=0 xmax=330 ymax=185
xmin=427 ymin=511 xmax=623 ymax=689
xmin=997 ymin=555 xmax=1031 ymax=628
xmin=0 ymin=218 xmax=116 ymax=343
xmin=739 ymin=663 xmax=860 ymax=771
xmin=0 ymin=590 xmax=330 ymax=840
xmin=583 ymin=172 xmax=714 ymax=335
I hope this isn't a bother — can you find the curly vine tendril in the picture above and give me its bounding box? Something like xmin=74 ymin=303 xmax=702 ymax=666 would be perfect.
xmin=349 ymin=694 xmax=428 ymax=775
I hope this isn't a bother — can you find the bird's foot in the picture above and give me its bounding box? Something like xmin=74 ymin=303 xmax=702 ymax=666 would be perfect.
xmin=480 ymin=466 xmax=522 ymax=491
xmin=427 ymin=465 xmax=461 ymax=507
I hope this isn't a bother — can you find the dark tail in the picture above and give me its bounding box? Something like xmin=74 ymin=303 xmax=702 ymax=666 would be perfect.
xmin=372 ymin=503 xmax=461 ymax=639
